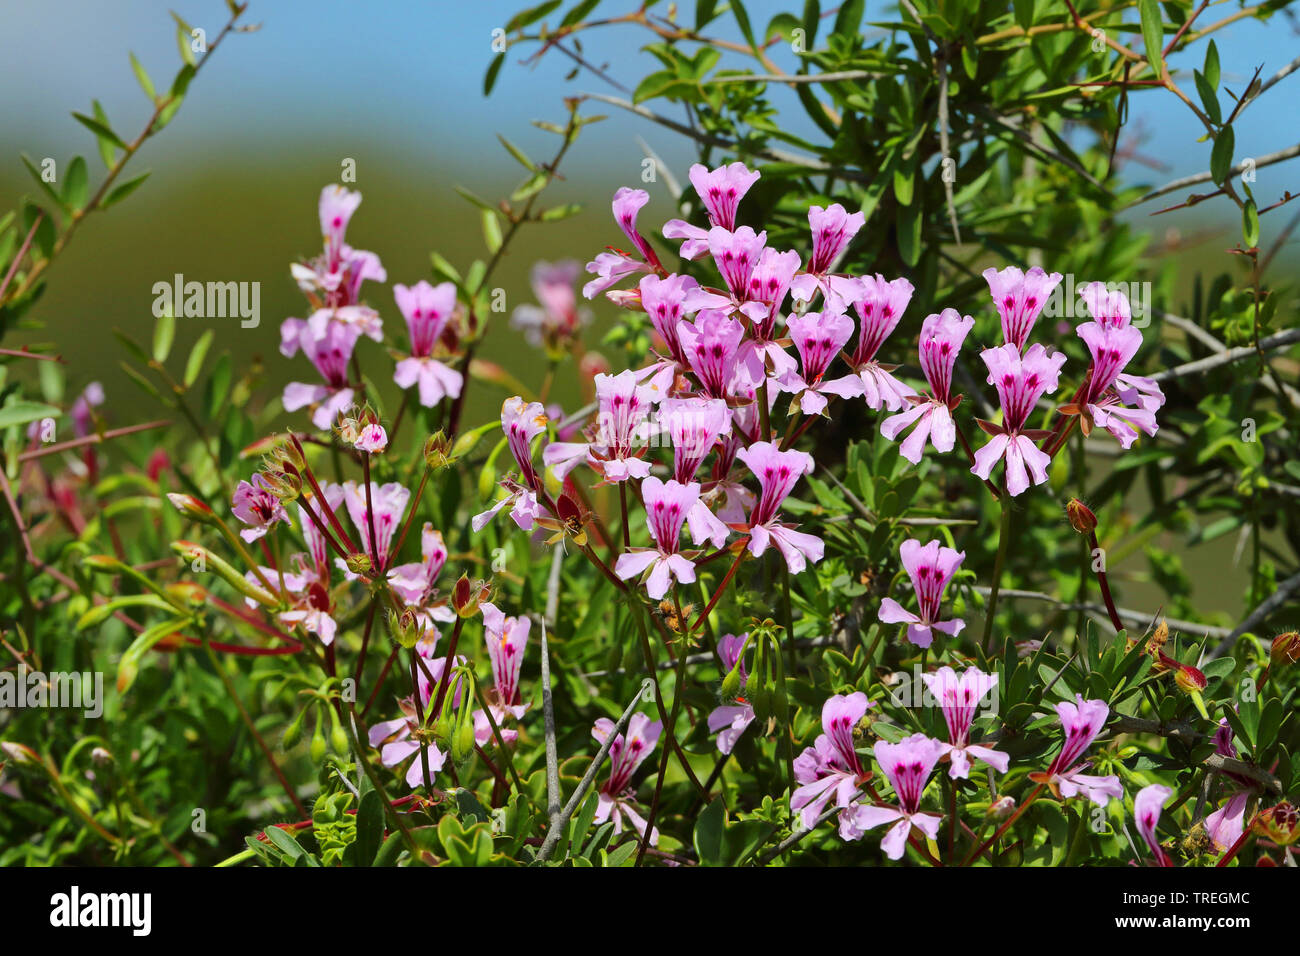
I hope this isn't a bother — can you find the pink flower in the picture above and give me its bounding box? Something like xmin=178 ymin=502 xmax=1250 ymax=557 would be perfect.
xmin=847 ymin=275 xmax=915 ymax=412
xmin=706 ymin=634 xmax=755 ymax=755
xmin=544 ymin=370 xmax=654 ymax=483
xmin=583 ymin=187 xmax=661 ymax=298
xmin=1077 ymin=280 xmax=1132 ymax=330
xmin=880 ymin=309 xmax=973 ymax=464
xmin=920 ymin=666 xmax=1007 ymax=777
xmin=791 ymin=693 xmax=874 ymax=831
xmin=664 ymin=162 xmax=760 ymax=258
xmin=1031 ymin=695 xmax=1122 ymax=806
xmin=780 ymin=311 xmax=863 ymax=415
xmin=660 ymin=397 xmax=731 ymax=483
xmin=393 ymin=280 xmax=463 ymax=408
xmin=474 ymin=602 xmax=530 ymax=747
xmin=593 ymin=713 xmax=662 ymax=842
xmin=340 ymin=480 xmax=410 ymax=574
xmin=290 ymin=185 xmax=387 ymax=311
xmin=970 ymin=343 xmax=1065 ymax=496
xmin=637 ymin=273 xmax=699 ymax=397
xmin=677 ymin=310 xmax=745 ymax=400
xmin=790 ymin=204 xmax=865 ymax=311
xmin=736 ymin=441 xmax=823 ymax=573
xmin=877 ymin=538 xmax=965 ymax=648
xmin=282 ymin=320 xmax=361 ymax=429
xmin=1134 ymin=783 xmax=1173 ymax=866
xmin=472 ymin=398 xmax=548 ymax=533
xmin=614 ymin=477 xmax=698 ymax=599
xmin=1206 ymin=792 xmax=1249 ymax=854
xmin=841 ymin=733 xmax=946 ymax=857
xmin=1075 ymin=284 xmax=1162 ymax=447
xmin=354 ymin=423 xmax=388 ymax=453
xmin=231 ymin=474 xmax=289 ymax=542
xmin=511 ymin=260 xmax=592 ymax=349
xmin=736 ymin=248 xmax=801 ymax=386
xmin=683 ymin=227 xmax=771 ymax=324
xmin=387 ymin=522 xmax=451 ymax=616
xmin=983 ymin=265 xmax=1062 ymax=350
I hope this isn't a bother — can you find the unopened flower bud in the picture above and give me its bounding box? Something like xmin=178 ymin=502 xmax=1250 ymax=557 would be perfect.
xmin=345 ymin=553 xmax=373 ymax=577
xmin=91 ymin=746 xmax=113 ymax=766
xmin=451 ymin=574 xmax=489 ymax=618
xmin=388 ymin=606 xmax=422 ymax=649
xmin=354 ymin=423 xmax=388 ymax=454
xmin=452 ymin=719 xmax=477 ymax=765
xmin=1270 ymin=632 xmax=1300 ymax=669
xmin=258 ymin=468 xmax=302 ymax=502
xmin=166 ymin=493 xmax=215 ymax=523
xmin=1065 ymin=498 xmax=1097 ymax=534
xmin=987 ymin=795 xmax=1016 ymax=820
xmin=719 ymin=665 xmax=744 ymax=705
xmin=1174 ymin=664 xmax=1209 ymax=719
xmin=424 ymin=431 xmax=454 ymax=469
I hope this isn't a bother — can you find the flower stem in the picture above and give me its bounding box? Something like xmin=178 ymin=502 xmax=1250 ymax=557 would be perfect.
xmin=981 ymin=482 xmax=1011 ymax=655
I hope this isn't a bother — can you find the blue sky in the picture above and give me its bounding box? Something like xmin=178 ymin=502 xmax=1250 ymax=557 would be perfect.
xmin=3 ymin=0 xmax=1297 ymax=200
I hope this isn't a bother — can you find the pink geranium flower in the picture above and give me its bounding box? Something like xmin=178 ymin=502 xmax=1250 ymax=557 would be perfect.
xmin=392 ymin=280 xmax=464 ymax=407
xmin=511 ymin=260 xmax=592 ymax=350
xmin=282 ymin=319 xmax=361 ymax=429
xmin=663 ymin=162 xmax=761 ymax=258
xmin=970 ymin=343 xmax=1065 ymax=496
xmin=880 ymin=309 xmax=973 ymax=464
xmin=543 ymin=370 xmax=654 ymax=483
xmin=474 ymin=602 xmax=530 ymax=747
xmin=1072 ymin=283 xmax=1163 ymax=447
xmin=614 ymin=477 xmax=698 ymax=599
xmin=878 ymin=538 xmax=966 ymax=648
xmin=1134 ymin=783 xmax=1173 ymax=866
xmin=472 ymin=398 xmax=548 ymax=533
xmin=920 ymin=666 xmax=1008 ymax=778
xmin=339 ymin=480 xmax=410 ymax=575
xmin=846 ymin=274 xmax=915 ymax=412
xmin=1030 ymin=695 xmax=1122 ymax=806
xmin=841 ymin=733 xmax=946 ymax=858
xmin=583 ymin=187 xmax=662 ymax=299
xmin=386 ymin=522 xmax=454 ymax=632
xmin=684 ymin=226 xmax=771 ymax=323
xmin=677 ymin=310 xmax=745 ymax=400
xmin=736 ymin=248 xmax=801 ymax=386
xmin=637 ymin=272 xmax=698 ymax=398
xmin=736 ymin=441 xmax=823 ymax=573
xmin=791 ymin=693 xmax=874 ymax=832
xmin=592 ymin=713 xmax=663 ymax=842
xmin=780 ymin=311 xmax=863 ymax=415
xmin=790 ymin=204 xmax=865 ymax=311
xmin=983 ymin=265 xmax=1062 ymax=351
xmin=231 ymin=474 xmax=289 ymax=542
xmin=706 ymin=634 xmax=755 ymax=755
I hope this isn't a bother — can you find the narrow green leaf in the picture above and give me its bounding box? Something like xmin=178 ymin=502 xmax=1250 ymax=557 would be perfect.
xmin=1210 ymin=125 xmax=1234 ymax=185
xmin=1242 ymin=199 xmax=1260 ymax=248
xmin=184 ymin=329 xmax=215 ymax=387
xmin=102 ymin=171 xmax=151 ymax=210
xmin=91 ymin=102 xmax=118 ymax=168
xmin=153 ymin=310 xmax=176 ymax=363
xmin=1204 ymin=39 xmax=1220 ymax=90
xmin=484 ymin=52 xmax=505 ymax=96
xmin=0 ymin=400 xmax=60 ymax=430
xmin=130 ymin=52 xmax=157 ymax=99
xmin=62 ymin=156 xmax=89 ymax=211
xmin=1138 ymin=0 xmax=1164 ymax=77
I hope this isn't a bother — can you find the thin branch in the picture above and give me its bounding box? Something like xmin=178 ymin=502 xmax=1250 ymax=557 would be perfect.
xmin=1207 ymin=569 xmax=1300 ymax=660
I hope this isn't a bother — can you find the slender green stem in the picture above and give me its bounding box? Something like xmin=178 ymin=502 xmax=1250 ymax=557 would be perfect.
xmin=981 ymin=482 xmax=1011 ymax=654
